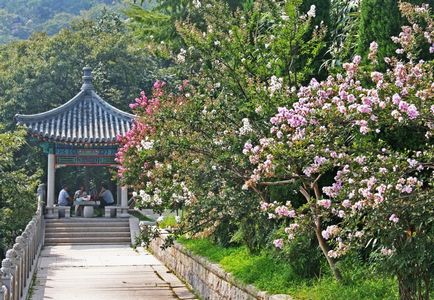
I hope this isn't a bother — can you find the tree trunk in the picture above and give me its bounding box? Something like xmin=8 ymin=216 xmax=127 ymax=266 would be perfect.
xmin=308 ymin=182 xmax=343 ymax=281
xmin=314 ymin=218 xmax=343 ymax=281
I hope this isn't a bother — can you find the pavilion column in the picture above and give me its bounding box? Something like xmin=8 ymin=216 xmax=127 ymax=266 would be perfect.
xmin=46 ymin=153 xmax=56 ymax=218
xmin=116 ymin=185 xmax=122 ymax=205
xmin=118 ymin=186 xmax=129 ymax=218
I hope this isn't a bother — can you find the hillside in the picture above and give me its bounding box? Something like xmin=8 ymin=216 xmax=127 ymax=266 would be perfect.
xmin=0 ymin=0 xmax=123 ymax=43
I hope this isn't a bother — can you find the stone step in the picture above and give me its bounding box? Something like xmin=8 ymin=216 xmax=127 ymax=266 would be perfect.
xmin=45 ymin=232 xmax=131 ymax=238
xmin=45 ymin=236 xmax=131 ymax=245
xmin=44 ymin=242 xmax=131 ymax=246
xmin=45 ymin=226 xmax=130 ymax=233
xmin=45 ymin=222 xmax=129 ymax=228
xmin=45 ymin=218 xmax=129 ymax=223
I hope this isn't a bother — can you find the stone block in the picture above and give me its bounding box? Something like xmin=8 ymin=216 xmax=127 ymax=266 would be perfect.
xmin=104 ymin=206 xmax=117 ymax=218
xmin=83 ymin=206 xmax=94 ymax=218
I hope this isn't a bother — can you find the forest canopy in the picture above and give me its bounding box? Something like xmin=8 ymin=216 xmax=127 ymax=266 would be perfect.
xmin=0 ymin=0 xmax=130 ymax=43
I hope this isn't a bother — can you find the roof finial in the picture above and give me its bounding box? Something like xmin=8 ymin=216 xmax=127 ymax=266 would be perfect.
xmin=81 ymin=66 xmax=93 ymax=90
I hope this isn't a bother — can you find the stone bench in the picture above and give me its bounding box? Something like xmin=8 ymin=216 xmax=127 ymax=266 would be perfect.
xmin=104 ymin=206 xmax=130 ymax=218
xmin=53 ymin=206 xmax=71 ymax=218
xmin=105 ymin=206 xmax=118 ymax=218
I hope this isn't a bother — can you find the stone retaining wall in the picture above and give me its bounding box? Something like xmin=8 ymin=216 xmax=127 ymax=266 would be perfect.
xmin=149 ymin=235 xmax=292 ymax=300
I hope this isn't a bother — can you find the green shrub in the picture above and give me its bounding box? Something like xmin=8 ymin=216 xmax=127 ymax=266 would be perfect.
xmin=278 ymin=232 xmax=323 ymax=279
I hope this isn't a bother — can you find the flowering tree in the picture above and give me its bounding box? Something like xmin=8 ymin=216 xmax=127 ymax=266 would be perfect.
xmin=118 ymin=0 xmax=328 ymax=250
xmin=244 ymin=3 xmax=433 ymax=297
xmin=115 ymin=81 xmax=164 ymax=189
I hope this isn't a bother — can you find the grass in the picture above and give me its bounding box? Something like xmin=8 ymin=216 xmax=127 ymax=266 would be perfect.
xmin=26 ymin=269 xmax=39 ymax=300
xmin=158 ymin=215 xmax=178 ymax=229
xmin=128 ymin=210 xmax=154 ymax=221
xmin=177 ymin=237 xmax=398 ymax=300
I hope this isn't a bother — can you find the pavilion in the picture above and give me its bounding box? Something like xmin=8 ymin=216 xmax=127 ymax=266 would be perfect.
xmin=15 ymin=67 xmax=134 ymax=218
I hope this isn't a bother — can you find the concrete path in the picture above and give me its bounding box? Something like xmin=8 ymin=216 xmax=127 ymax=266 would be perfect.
xmin=30 ymin=245 xmax=196 ymax=300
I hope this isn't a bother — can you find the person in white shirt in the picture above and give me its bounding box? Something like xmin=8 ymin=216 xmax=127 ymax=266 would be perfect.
xmin=73 ymin=185 xmax=88 ymax=216
xmin=74 ymin=185 xmax=87 ymax=200
xmin=58 ymin=184 xmax=71 ymax=206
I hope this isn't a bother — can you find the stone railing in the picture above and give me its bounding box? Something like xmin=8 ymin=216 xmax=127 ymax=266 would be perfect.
xmin=0 ymin=184 xmax=45 ymax=300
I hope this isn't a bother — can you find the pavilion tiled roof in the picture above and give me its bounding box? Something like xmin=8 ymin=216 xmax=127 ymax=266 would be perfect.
xmin=15 ymin=67 xmax=134 ymax=145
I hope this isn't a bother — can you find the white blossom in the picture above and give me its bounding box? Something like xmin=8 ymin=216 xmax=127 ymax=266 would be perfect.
xmin=307 ymin=5 xmax=316 ymax=18
xmin=176 ymin=48 xmax=187 ymax=64
xmin=268 ymin=75 xmax=283 ymax=96
xmin=239 ymin=118 xmax=253 ymax=136
xmin=192 ymin=0 xmax=201 ymax=8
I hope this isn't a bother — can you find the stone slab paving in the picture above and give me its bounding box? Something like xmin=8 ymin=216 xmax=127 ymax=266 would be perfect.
xmin=30 ymin=245 xmax=196 ymax=300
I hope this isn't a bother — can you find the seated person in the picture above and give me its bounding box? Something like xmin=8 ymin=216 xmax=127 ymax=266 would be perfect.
xmin=99 ymin=183 xmax=114 ymax=207
xmin=58 ymin=184 xmax=71 ymax=206
xmin=74 ymin=185 xmax=86 ymax=201
xmin=73 ymin=185 xmax=89 ymax=216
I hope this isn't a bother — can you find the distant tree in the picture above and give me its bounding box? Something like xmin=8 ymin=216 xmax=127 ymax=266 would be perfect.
xmin=357 ymin=0 xmax=401 ymax=66
xmin=0 ymin=129 xmax=40 ymax=260
xmin=0 ymin=14 xmax=167 ymax=129
xmin=0 ymin=0 xmax=123 ymax=43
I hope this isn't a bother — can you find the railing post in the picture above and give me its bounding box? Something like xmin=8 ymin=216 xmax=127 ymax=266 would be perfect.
xmin=26 ymin=220 xmax=35 ymax=279
xmin=0 ymin=269 xmax=5 ymax=300
xmin=15 ymin=237 xmax=26 ymax=300
xmin=20 ymin=231 xmax=29 ymax=295
xmin=1 ymin=256 xmax=14 ymax=300
xmin=11 ymin=243 xmax=23 ymax=299
xmin=5 ymin=250 xmax=18 ymax=300
xmin=37 ymin=184 xmax=46 ymax=205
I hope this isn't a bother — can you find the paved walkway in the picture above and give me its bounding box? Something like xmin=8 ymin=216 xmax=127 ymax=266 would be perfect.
xmin=31 ymin=245 xmax=196 ymax=300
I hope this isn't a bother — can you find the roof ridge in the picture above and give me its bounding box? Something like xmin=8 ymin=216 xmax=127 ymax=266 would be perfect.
xmin=15 ymin=67 xmax=135 ymax=145
xmin=91 ymin=91 xmax=135 ymax=119
xmin=15 ymin=90 xmax=86 ymax=121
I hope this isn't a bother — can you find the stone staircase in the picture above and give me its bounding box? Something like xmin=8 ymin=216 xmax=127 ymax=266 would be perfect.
xmin=44 ymin=218 xmax=131 ymax=245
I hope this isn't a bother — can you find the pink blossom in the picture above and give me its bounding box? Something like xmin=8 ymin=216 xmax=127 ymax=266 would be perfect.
xmin=380 ymin=248 xmax=394 ymax=256
xmin=322 ymin=225 xmax=340 ymax=240
xmin=317 ymin=199 xmax=332 ymax=209
xmin=368 ymin=41 xmax=378 ymax=62
xmin=392 ymin=93 xmax=401 ymax=105
xmin=406 ymin=105 xmax=419 ymax=119
xmin=389 ymin=214 xmax=399 ymax=223
xmin=260 ymin=201 xmax=269 ymax=211
xmin=273 ymin=239 xmax=284 ymax=249
xmin=342 ymin=199 xmax=351 ymax=208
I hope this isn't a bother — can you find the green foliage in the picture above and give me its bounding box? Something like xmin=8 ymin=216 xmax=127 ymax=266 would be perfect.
xmin=0 ymin=129 xmax=41 ymax=259
xmin=178 ymin=237 xmax=399 ymax=299
xmin=0 ymin=0 xmax=123 ymax=43
xmin=277 ymin=231 xmax=323 ymax=279
xmin=325 ymin=0 xmax=360 ymax=70
xmin=358 ymin=0 xmax=401 ymax=65
xmin=158 ymin=215 xmax=178 ymax=229
xmin=126 ymin=0 xmax=247 ymax=56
